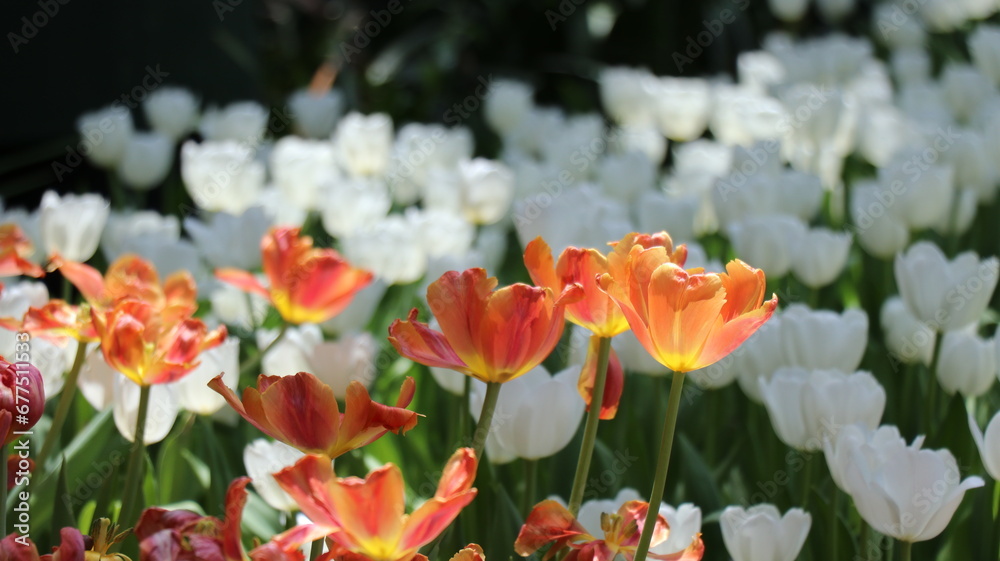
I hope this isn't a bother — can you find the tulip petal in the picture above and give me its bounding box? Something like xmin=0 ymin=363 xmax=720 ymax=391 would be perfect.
xmin=435 ymin=448 xmax=478 ymax=499
xmin=695 ymin=294 xmax=778 ymax=370
xmin=260 ymin=373 xmax=343 ymax=454
xmin=328 ymin=464 xmax=406 ymax=555
xmin=647 ymin=535 xmax=705 ymax=561
xmin=524 ymin=237 xmax=561 ymax=292
xmin=217 ymin=268 xmax=270 ymax=298
xmin=400 ymin=489 xmax=478 ymax=554
xmin=209 ymin=374 xmax=283 ymax=440
xmin=578 ymin=337 xmax=624 ymax=420
xmin=427 ymin=269 xmax=497 ymax=374
xmin=515 ymin=500 xmax=589 ymax=557
xmin=335 ymin=378 xmax=419 ymax=456
xmin=273 ymin=455 xmax=343 ymax=539
xmin=388 ymin=310 xmax=471 ymax=373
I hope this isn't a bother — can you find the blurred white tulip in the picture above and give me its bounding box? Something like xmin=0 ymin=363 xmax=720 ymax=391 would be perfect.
xmin=728 ymin=215 xmax=806 ymax=279
xmin=342 ymin=214 xmax=427 ymax=284
xmin=113 ymin=375 xmax=179 ymax=445
xmin=0 ymin=281 xmax=48 ymax=357
xmin=259 ymin=324 xmax=378 ymax=400
xmin=199 ymin=101 xmax=269 ymax=142
xmin=270 ymin=137 xmax=337 ymax=211
xmin=779 ymin=305 xmax=868 ymax=372
xmin=39 ymin=191 xmax=109 ymax=262
xmin=720 ymin=504 xmax=811 ymax=561
xmin=823 ymin=424 xmax=922 ymax=494
xmin=181 ymin=140 xmax=265 ymax=215
xmin=116 ymin=132 xmax=174 ymax=191
xmin=791 ymin=228 xmax=852 ymax=288
xmin=894 ymin=242 xmax=998 ymax=332
xmin=144 ymin=86 xmax=200 ymax=141
xmin=332 ymin=112 xmax=394 ymax=178
xmin=880 ymin=296 xmax=934 ymax=367
xmin=288 ymin=89 xmax=343 ymax=139
xmin=321 ymin=280 xmax=387 ymax=336
xmin=244 ymin=439 xmax=307 ymax=511
xmin=969 ymin=411 xmax=1000 ymax=480
xmin=101 ymin=210 xmax=180 ymax=262
xmin=735 ymin=316 xmax=786 ymax=402
xmin=184 ymin=207 xmax=270 ymax=271
xmin=654 ymin=77 xmax=711 ymax=141
xmin=175 ymin=337 xmax=240 ymax=415
xmin=970 ymin=25 xmax=1000 ymax=87
xmin=485 ymin=80 xmax=534 ymax=137
xmin=936 ymin=330 xmax=996 ymax=397
xmin=76 ymin=106 xmax=134 ymax=168
xmin=319 ymin=176 xmax=392 ymax=238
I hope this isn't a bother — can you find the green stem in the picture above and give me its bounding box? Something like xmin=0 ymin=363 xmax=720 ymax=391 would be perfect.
xmin=310 ymin=539 xmax=323 ymax=561
xmin=567 ymin=336 xmax=612 ymax=516
xmin=522 ymin=459 xmax=538 ymax=517
xmin=1 ymin=442 xmax=7 ymax=533
xmin=458 ymin=377 xmax=470 ymax=446
xmin=470 ymin=382 xmax=502 ymax=463
xmin=36 ymin=341 xmax=88 ymax=470
xmin=899 ymin=540 xmax=911 ymax=561
xmin=240 ymin=323 xmax=288 ymax=378
xmin=115 ymin=385 xmax=151 ymax=531
xmin=800 ymin=453 xmax=814 ymax=507
xmin=925 ymin=332 xmax=944 ymax=434
xmin=859 ymin=520 xmax=870 ymax=561
xmin=831 ymin=489 xmax=839 ymax=561
xmin=633 ymin=371 xmax=686 ymax=561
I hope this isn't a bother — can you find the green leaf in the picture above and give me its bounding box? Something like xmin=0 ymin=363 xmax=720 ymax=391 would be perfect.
xmin=52 ymin=458 xmax=76 ymax=531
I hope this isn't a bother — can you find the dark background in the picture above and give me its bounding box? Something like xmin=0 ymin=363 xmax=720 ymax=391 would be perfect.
xmin=0 ymin=0 xmax=873 ymax=210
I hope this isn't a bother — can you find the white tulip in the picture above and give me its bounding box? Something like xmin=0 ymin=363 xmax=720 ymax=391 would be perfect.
xmin=969 ymin=412 xmax=1000 ymax=480
xmin=941 ymin=64 xmax=993 ymax=124
xmin=936 ymin=330 xmax=996 ymax=397
xmin=598 ymin=67 xmax=660 ymax=128
xmin=720 ymin=504 xmax=811 ymax=561
xmin=243 ymin=439 xmax=307 ymax=511
xmin=181 ymin=140 xmax=265 ymax=215
xmin=823 ymin=424 xmax=923 ymax=494
xmin=610 ymin=125 xmax=667 ymax=165
xmin=851 ymin=182 xmax=911 ymax=259
xmin=29 ymin=337 xmax=70 ymax=398
xmin=175 ymin=337 xmax=240 ymax=415
xmin=116 ymin=132 xmax=174 ymax=190
xmin=727 ymin=215 xmax=807 ymax=279
xmin=875 ymin=150 xmax=954 ymax=230
xmin=737 ymin=51 xmax=785 ymax=94
xmin=184 ymin=207 xmax=270 ymax=271
xmin=321 ymin=281 xmax=387 ymax=336
xmin=210 ymin=282 xmax=269 ymax=334
xmin=342 ymin=214 xmax=427 ymax=284
xmin=255 ymin=187 xmax=308 ymax=227
xmin=501 ymin=365 xmax=585 ymax=460
xmin=779 ymin=305 xmax=868 ymax=372
xmin=890 ymin=48 xmax=931 ymax=86
xmin=143 ymin=86 xmax=200 ymax=141
xmin=714 ymin=170 xmax=823 ymax=227
xmin=652 ymin=502 xmax=703 ymax=556
xmin=948 ymin=129 xmax=998 ymax=203
xmin=199 ymin=101 xmax=269 ymax=142
xmin=270 ymin=136 xmax=338 ymax=210
xmin=386 ymin=124 xmax=473 ymax=204
xmin=513 ymin=184 xmax=633 ymax=258
xmin=634 ymin=191 xmax=699 ymax=243
xmin=484 ymin=80 xmax=534 ymax=137
xmin=597 ymin=151 xmax=656 ymax=205
xmin=424 ymin=159 xmax=514 ymax=226
xmin=288 ymin=89 xmax=343 ymax=139
xmin=319 ymin=176 xmax=392 ymax=238
xmin=791 ymin=228 xmax=852 ymax=288
xmin=760 ymin=367 xmax=885 ymax=451
xmin=78 ymin=345 xmax=117 ymax=411
xmin=39 ymin=191 xmax=109 ymax=262
xmin=735 ymin=316 xmax=786 ymax=402
xmin=76 ymin=106 xmax=134 ymax=168
xmin=113 ymin=375 xmax=179 ymax=445
xmin=970 ymin=25 xmax=1000 ymax=87
xmin=817 ymin=0 xmax=854 ymax=21
xmin=259 ymin=325 xmax=377 ymax=400
xmin=768 ymin=0 xmax=808 ymax=21
xmin=894 ymin=242 xmax=998 ymax=332
xmin=408 ymin=208 xmax=475 ymax=260
xmin=840 ymin=432 xmax=983 ymax=541
xmin=576 ymin=489 xmax=642 ymax=535
xmin=873 ymin=5 xmax=926 ymax=49
xmin=710 ymin=85 xmax=786 ymax=147
xmin=654 ymin=78 xmax=711 ymax=141
xmin=101 ymin=210 xmax=180 ymax=262
xmin=332 ymin=112 xmax=393 ymax=178
xmin=612 ymin=329 xmax=668 ymax=376
xmin=932 ymin=188 xmax=978 ymax=237
xmin=0 ymin=280 xmax=48 ymax=357
xmin=880 ymin=296 xmax=935 ymax=367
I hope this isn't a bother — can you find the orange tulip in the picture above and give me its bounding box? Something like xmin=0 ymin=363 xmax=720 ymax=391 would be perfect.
xmin=597 ymin=232 xmax=777 ymax=373
xmin=0 ymin=223 xmax=44 ymax=278
xmin=216 ymin=226 xmax=373 ymax=325
xmin=515 ymin=500 xmax=703 ymax=561
xmin=388 ymin=268 xmax=583 ymax=384
xmin=272 ymin=448 xmax=478 ymax=561
xmin=209 ymin=372 xmax=418 ymax=459
xmin=0 ymin=299 xmax=98 ymax=343
xmin=93 ymin=299 xmax=227 ymax=386
xmin=52 ymin=253 xmax=197 ymax=316
xmin=577 ymin=335 xmax=624 ymax=420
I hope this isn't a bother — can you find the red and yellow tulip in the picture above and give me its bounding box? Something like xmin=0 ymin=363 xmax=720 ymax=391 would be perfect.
xmin=388 ymin=268 xmax=583 ymax=384
xmin=0 ymin=223 xmax=44 ymax=278
xmin=93 ymin=299 xmax=227 ymax=386
xmin=209 ymin=372 xmax=418 ymax=459
xmin=216 ymin=226 xmax=373 ymax=325
xmin=273 ymin=448 xmax=478 ymax=561
xmin=0 ymin=299 xmax=98 ymax=343
xmin=515 ymin=500 xmax=703 ymax=561
xmin=598 ymin=232 xmax=777 ymax=373
xmin=577 ymin=335 xmax=624 ymax=420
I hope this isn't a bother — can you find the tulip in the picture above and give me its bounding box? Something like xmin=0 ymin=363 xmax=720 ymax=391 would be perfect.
xmin=116 ymin=132 xmax=174 ymax=191
xmin=288 ymin=88 xmax=343 ymax=139
xmin=577 ymin=336 xmax=625 ymax=419
xmin=880 ymin=296 xmax=934 ymax=367
xmin=513 ymin=184 xmax=633 ymax=259
xmin=708 ymin=85 xmax=786 ymax=147
xmin=39 ymin=190 xmax=109 ymax=263
xmin=174 ymin=336 xmax=240 ymax=415
xmin=332 ymin=111 xmax=394 ymax=178
xmin=272 ymin=448 xmax=478 ymax=560
xmin=321 ymin=280 xmax=387 ymax=335
xmin=941 ymin=64 xmax=992 ymax=124
xmin=790 ymin=228 xmax=852 ymax=288
xmin=181 ymin=140 xmax=265 ymax=215
xmin=779 ymin=305 xmax=868 ymax=373
xmin=654 ymin=78 xmax=711 ymax=142
xmin=875 ymin=151 xmax=954 ymax=230
xmin=76 ymin=105 xmax=134 ymax=168
xmin=199 ymin=100 xmax=269 ymax=142
xmin=851 ymin=183 xmax=911 ymax=259
xmin=733 ymin=315 xmax=785 ymax=402
xmin=836 ymin=427 xmax=983 ymax=542
xmin=598 ymin=233 xmax=777 ymax=373
xmin=0 ymin=224 xmax=44 ymax=278
xmin=319 ymin=175 xmax=392 ymax=238
xmin=720 ymin=505 xmax=811 ymax=561
xmin=54 ymin=252 xmax=194 ymax=316
xmin=515 ymin=499 xmax=704 ymax=561
xmin=217 ymin=226 xmax=373 ymax=325
xmin=823 ymin=424 xmax=921 ymax=494
xmin=113 ymin=374 xmax=178 ymax=444
xmin=184 ymin=206 xmax=270 ymax=271
xmin=143 ymin=86 xmax=200 ymax=140
xmin=387 ymin=123 xmax=473 ymax=204
xmin=894 ymin=241 xmax=998 ymax=332
xmin=484 ymin=80 xmax=533 ymax=137
xmin=424 ymin=159 xmax=515 ymax=225
xmin=270 ymin=136 xmax=338 ymax=210
xmin=891 ymin=48 xmax=931 ymax=85
xmin=0 ymin=356 xmax=45 ymax=444
xmin=101 ymin=210 xmax=180 ymax=262
xmin=0 ymin=527 xmax=88 ymax=560
xmin=243 ymin=438 xmax=308 ymax=512
xmin=759 ymin=367 xmax=886 ymax=451
xmin=969 ymin=411 xmax=1000 ymax=480
xmin=727 ymin=216 xmax=806 ymax=279
xmin=210 ymin=371 xmax=418 ymax=459
xmin=936 ymin=330 xmax=996 ymax=397
xmin=0 ymin=299 xmax=98 ymax=343
xmin=341 ymin=214 xmax=429 ymax=284
xmin=259 ymin=324 xmax=377 ymax=400
xmin=598 ymin=67 xmax=660 ymax=128
xmin=970 ymin=25 xmax=1000 ymax=87
xmin=0 ymin=281 xmax=49 ymax=357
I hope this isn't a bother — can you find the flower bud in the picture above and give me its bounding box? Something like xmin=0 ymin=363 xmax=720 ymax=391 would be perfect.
xmin=0 ymin=357 xmax=45 ymax=444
